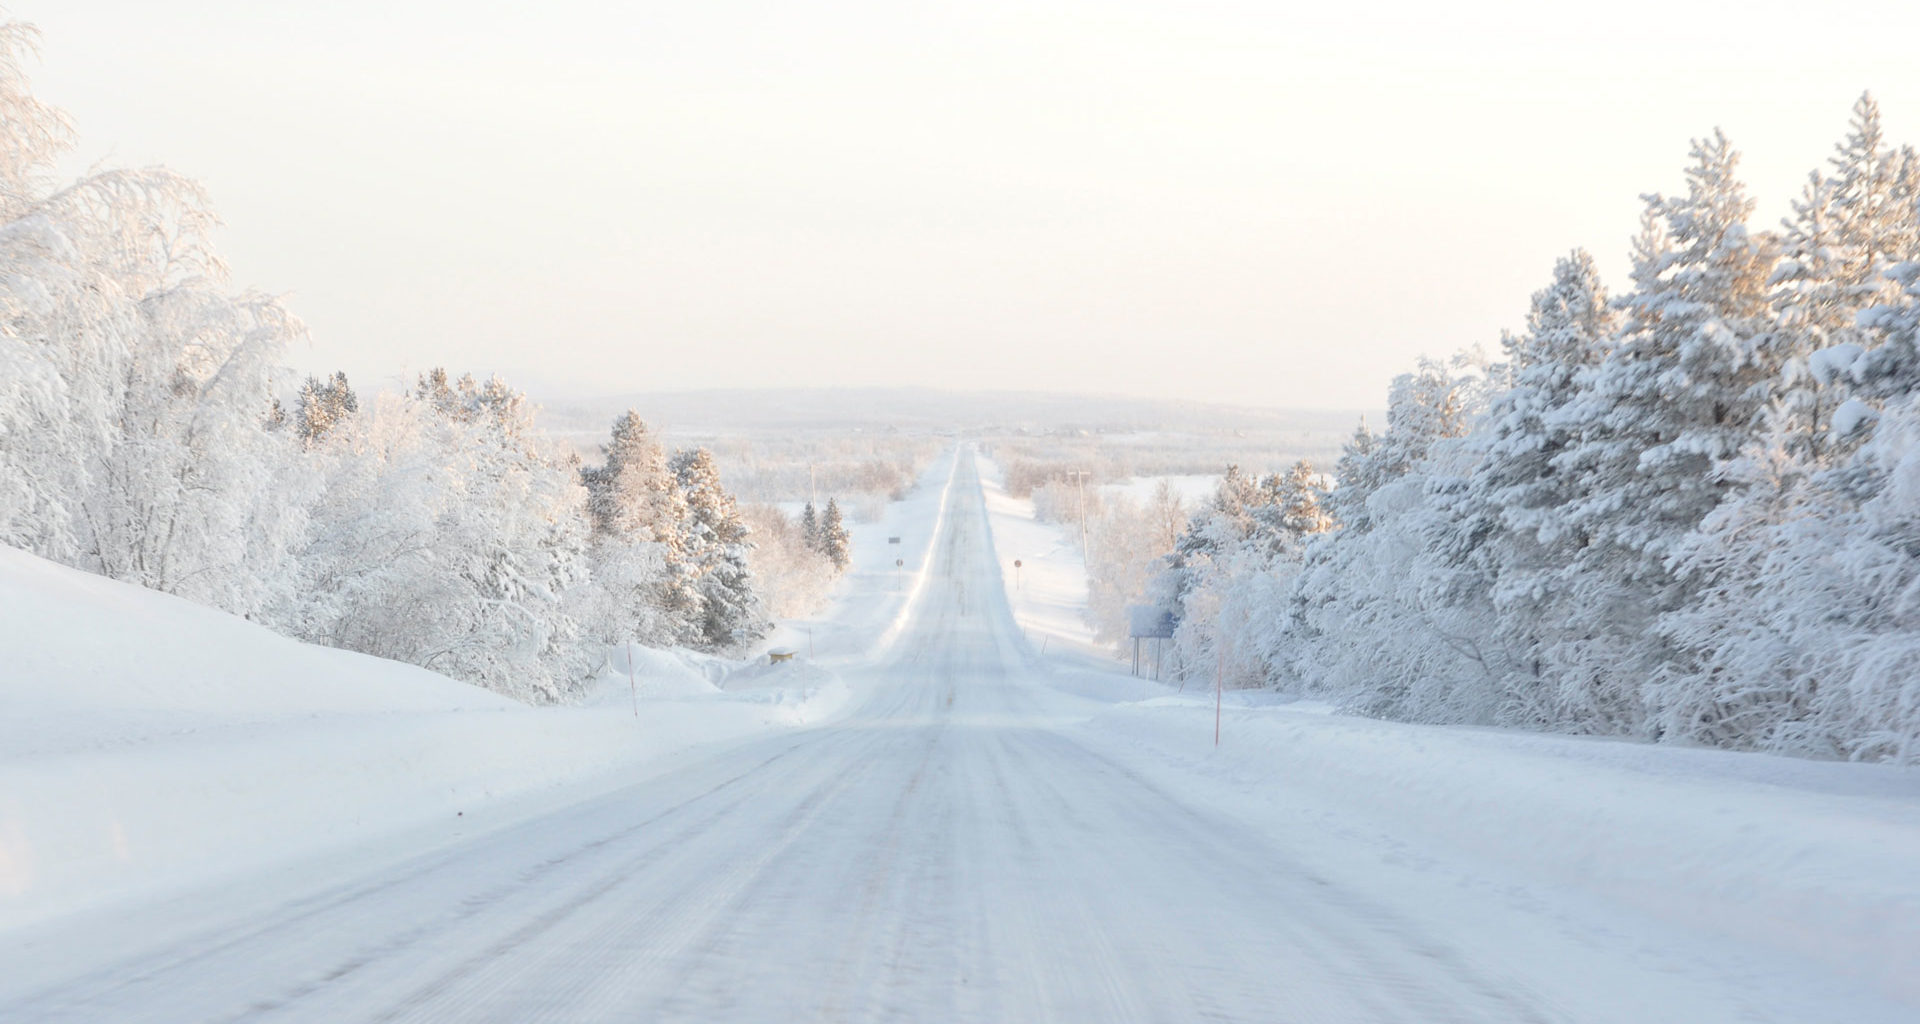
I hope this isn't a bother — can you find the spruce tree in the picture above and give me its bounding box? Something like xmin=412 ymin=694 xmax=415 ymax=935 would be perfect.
xmin=1548 ymin=132 xmax=1777 ymax=733
xmin=1767 ymin=95 xmax=1920 ymax=453
xmin=1325 ymin=422 xmax=1378 ymax=531
xmin=1557 ymin=132 xmax=1776 ymax=577
xmin=577 ymin=411 xmax=687 ymax=644
xmin=584 ymin=412 xmax=683 ymax=546
xmin=671 ymin=447 xmax=767 ymax=650
xmin=819 ymin=497 xmax=851 ymax=572
xmin=800 ymin=501 xmax=820 ymax=553
xmin=296 ymin=371 xmax=358 ymax=445
xmin=1824 ymin=94 xmax=1920 ymax=405
xmin=1462 ymin=252 xmax=1618 ymax=724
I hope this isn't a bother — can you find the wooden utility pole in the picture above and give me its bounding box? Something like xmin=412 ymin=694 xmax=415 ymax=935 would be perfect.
xmin=1063 ymin=470 xmax=1092 ymax=560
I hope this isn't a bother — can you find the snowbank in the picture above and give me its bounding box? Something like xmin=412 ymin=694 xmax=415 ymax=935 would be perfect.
xmin=981 ymin=474 xmax=1920 ymax=1012
xmin=974 ymin=454 xmax=1107 ymax=661
xmin=0 ymin=450 xmax=962 ymax=934
xmin=1088 ymin=697 xmax=1920 ymax=1006
xmin=761 ymin=447 xmax=959 ymax=665
xmin=0 ymin=543 xmax=852 ymax=932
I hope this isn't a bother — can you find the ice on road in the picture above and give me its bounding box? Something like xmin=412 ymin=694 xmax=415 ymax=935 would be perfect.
xmin=3 ymin=452 xmax=1894 ymax=1023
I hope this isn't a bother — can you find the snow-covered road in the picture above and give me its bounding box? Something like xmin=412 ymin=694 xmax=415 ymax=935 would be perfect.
xmin=3 ymin=450 xmax=1911 ymax=1022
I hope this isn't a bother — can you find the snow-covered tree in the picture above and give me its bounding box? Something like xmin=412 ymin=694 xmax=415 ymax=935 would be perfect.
xmin=1652 ymin=100 xmax=1920 ymax=748
xmin=1560 ymin=133 xmax=1777 ymax=562
xmin=1766 ymin=94 xmax=1920 ymax=456
xmin=1145 ymin=479 xmax=1187 ymax=553
xmin=740 ymin=503 xmax=839 ymax=618
xmin=817 ymin=497 xmax=851 ymax=573
xmin=1459 ymin=252 xmax=1620 ymax=725
xmin=671 ymin=447 xmax=767 ymax=651
xmin=297 ymin=371 xmax=358 ymax=445
xmin=1150 ymin=459 xmax=1339 ymax=689
xmin=0 ymin=18 xmax=307 ymax=618
xmin=1119 ymin=99 xmax=1920 ymax=761
xmin=800 ymin=500 xmax=820 ymax=553
xmin=575 ymin=411 xmax=683 ymax=646
xmin=1286 ymin=356 xmax=1492 ymax=717
xmin=1538 ymin=133 xmax=1778 ymax=733
xmin=273 ymin=374 xmax=595 ymax=702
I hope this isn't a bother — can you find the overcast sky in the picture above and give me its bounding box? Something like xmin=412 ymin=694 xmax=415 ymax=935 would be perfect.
xmin=18 ymin=1 xmax=1920 ymax=409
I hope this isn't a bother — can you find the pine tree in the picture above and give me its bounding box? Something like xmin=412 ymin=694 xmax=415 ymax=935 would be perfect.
xmin=671 ymin=447 xmax=767 ymax=650
xmin=1558 ymin=133 xmax=1776 ymax=571
xmin=1546 ymin=132 xmax=1777 ymax=734
xmin=1325 ymin=421 xmax=1378 ymax=531
xmin=1175 ymin=465 xmax=1262 ymax=565
xmin=1324 ymin=360 xmax=1474 ymax=535
xmin=1272 ymin=461 xmax=1334 ymax=538
xmin=1458 ymin=253 xmax=1619 ymax=724
xmin=1653 ymin=100 xmax=1920 ymax=749
xmin=574 ymin=411 xmax=685 ymax=645
xmin=1826 ymin=94 xmax=1913 ymax=302
xmin=583 ymin=412 xmax=683 ymax=546
xmin=297 ymin=371 xmax=358 ymax=445
xmin=1480 ymin=251 xmax=1616 ymax=517
xmin=1766 ymin=95 xmax=1920 ymax=454
xmin=1825 ymin=93 xmax=1920 ymax=406
xmin=1283 ymin=356 xmax=1492 ymax=718
xmin=800 ymin=501 xmax=820 ymax=553
xmin=818 ymin=497 xmax=851 ymax=572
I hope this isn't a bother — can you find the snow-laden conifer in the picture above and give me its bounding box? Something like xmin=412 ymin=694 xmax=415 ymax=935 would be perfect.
xmin=818 ymin=497 xmax=852 ymax=573
xmin=672 ymin=447 xmax=768 ymax=651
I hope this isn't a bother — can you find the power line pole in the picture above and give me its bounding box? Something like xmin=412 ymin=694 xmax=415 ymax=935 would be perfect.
xmin=1064 ymin=470 xmax=1091 ymax=558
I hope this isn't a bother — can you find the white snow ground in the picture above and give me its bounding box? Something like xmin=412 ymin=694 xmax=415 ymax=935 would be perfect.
xmin=0 ymin=452 xmax=955 ymax=938
xmin=980 ymin=454 xmax=1920 ymax=1022
xmin=0 ymin=445 xmax=1915 ymax=1022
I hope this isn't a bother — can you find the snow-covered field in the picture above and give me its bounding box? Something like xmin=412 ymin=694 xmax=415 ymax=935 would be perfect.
xmin=982 ymin=457 xmax=1920 ymax=1021
xmin=1099 ymin=472 xmax=1219 ymax=507
xmin=2 ymin=444 xmax=1916 ymax=1022
xmin=0 ymin=451 xmax=956 ymax=940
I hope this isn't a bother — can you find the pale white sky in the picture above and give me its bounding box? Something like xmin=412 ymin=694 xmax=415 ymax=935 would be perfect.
xmin=19 ymin=1 xmax=1920 ymax=409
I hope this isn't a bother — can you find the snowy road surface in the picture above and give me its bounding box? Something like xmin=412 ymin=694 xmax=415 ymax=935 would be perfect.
xmin=2 ymin=452 xmax=1904 ymax=1022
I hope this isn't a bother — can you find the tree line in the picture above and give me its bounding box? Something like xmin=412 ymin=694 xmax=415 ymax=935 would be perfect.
xmin=1147 ymin=95 xmax=1920 ymax=762
xmin=0 ymin=20 xmax=858 ymax=702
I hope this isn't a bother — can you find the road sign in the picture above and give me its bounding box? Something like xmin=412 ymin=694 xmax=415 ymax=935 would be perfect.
xmin=888 ymin=536 xmax=901 ymax=544
xmin=1127 ymin=606 xmax=1175 ymax=639
xmin=896 ymin=558 xmax=904 ymax=567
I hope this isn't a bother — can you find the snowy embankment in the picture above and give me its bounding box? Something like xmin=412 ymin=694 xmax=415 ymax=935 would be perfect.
xmin=763 ymin=447 xmax=958 ymax=665
xmin=0 ymin=450 xmax=959 ymax=936
xmin=979 ymin=458 xmax=1920 ymax=1015
xmin=975 ymin=456 xmax=1107 ymax=663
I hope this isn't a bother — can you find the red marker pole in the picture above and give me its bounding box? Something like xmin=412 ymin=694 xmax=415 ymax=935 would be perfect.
xmin=627 ymin=641 xmax=638 ymax=718
xmin=1214 ymin=647 xmax=1223 ymax=747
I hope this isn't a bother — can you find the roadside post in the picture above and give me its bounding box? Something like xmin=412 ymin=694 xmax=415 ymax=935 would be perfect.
xmin=1215 ymin=648 xmax=1223 ymax=747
